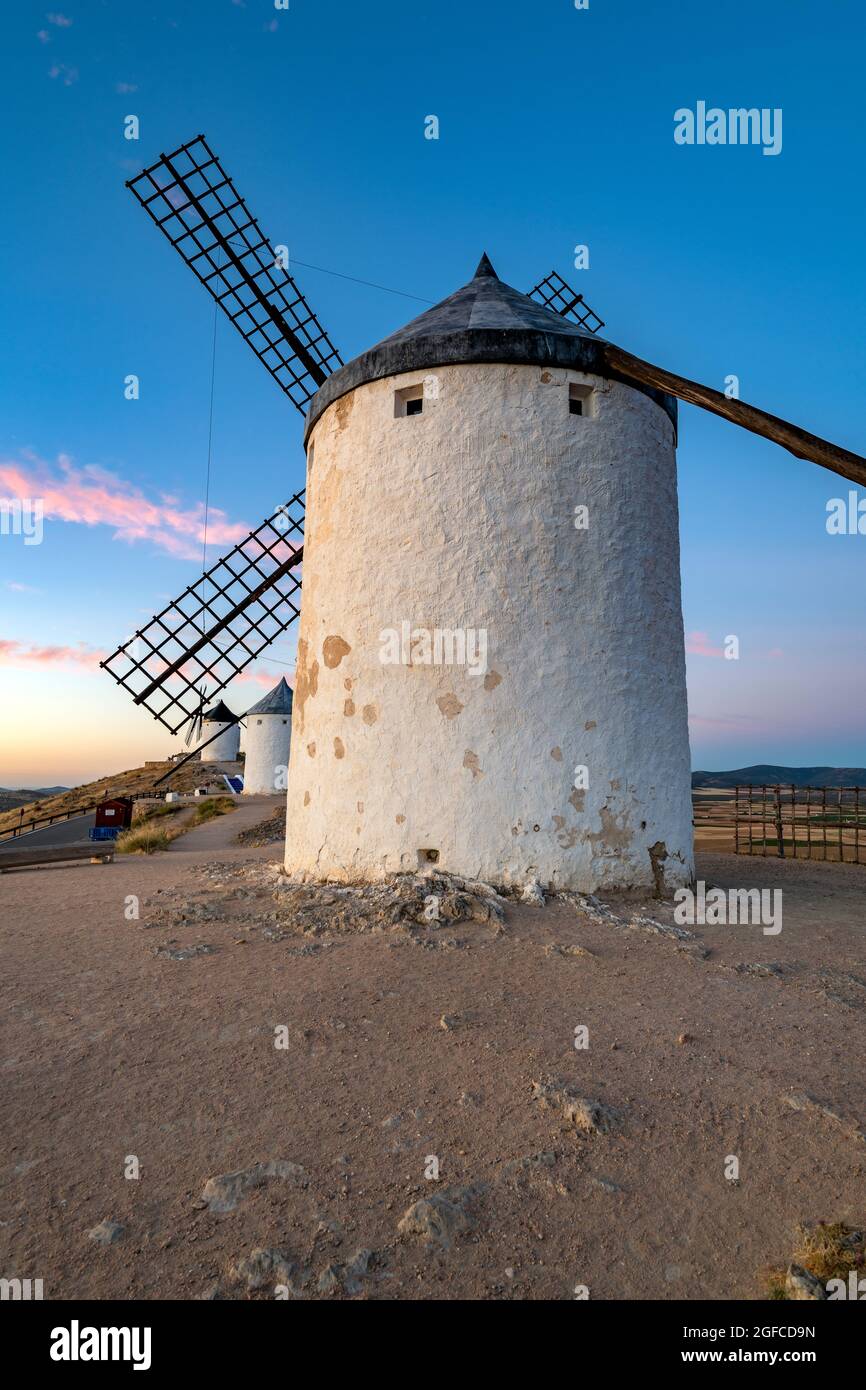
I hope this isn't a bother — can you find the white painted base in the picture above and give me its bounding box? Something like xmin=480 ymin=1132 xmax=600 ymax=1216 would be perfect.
xmin=200 ymin=722 xmax=240 ymax=762
xmin=243 ymin=715 xmax=291 ymax=795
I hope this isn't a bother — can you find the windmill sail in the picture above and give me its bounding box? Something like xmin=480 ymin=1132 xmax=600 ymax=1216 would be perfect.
xmin=528 ymin=270 xmax=605 ymax=334
xmin=127 ymin=134 xmax=342 ymax=414
xmin=100 ymin=492 xmax=305 ymax=734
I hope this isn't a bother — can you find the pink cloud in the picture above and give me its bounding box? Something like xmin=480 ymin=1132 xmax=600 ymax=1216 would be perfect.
xmin=234 ymin=665 xmax=293 ymax=691
xmin=685 ymin=630 xmax=725 ymax=658
xmin=0 ymin=454 xmax=251 ymax=562
xmin=688 ymin=713 xmax=756 ymax=731
xmin=0 ymin=638 xmax=105 ymax=671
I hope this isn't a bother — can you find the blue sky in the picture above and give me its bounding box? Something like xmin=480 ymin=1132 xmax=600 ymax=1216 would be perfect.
xmin=1 ymin=0 xmax=865 ymax=785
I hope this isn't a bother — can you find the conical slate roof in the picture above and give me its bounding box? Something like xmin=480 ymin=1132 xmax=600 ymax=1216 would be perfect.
xmin=245 ymin=677 xmax=294 ymax=717
xmin=305 ymin=254 xmax=675 ymax=438
xmin=373 ymin=252 xmax=598 ymax=349
xmin=202 ymin=699 xmax=236 ymax=724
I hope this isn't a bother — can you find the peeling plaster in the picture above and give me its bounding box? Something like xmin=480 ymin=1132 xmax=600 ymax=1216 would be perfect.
xmin=293 ymin=638 xmax=319 ymax=729
xmin=436 ymin=692 xmax=464 ymax=719
xmin=463 ymin=750 xmax=484 ymax=779
xmin=323 ymin=635 xmax=351 ymax=669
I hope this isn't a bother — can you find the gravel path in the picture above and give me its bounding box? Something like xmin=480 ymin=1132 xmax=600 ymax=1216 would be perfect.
xmin=1 ymin=839 xmax=863 ymax=1301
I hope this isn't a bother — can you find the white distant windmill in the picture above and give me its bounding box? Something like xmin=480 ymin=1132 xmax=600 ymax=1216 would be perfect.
xmin=242 ymin=677 xmax=293 ymax=795
xmin=197 ymin=699 xmax=240 ymax=763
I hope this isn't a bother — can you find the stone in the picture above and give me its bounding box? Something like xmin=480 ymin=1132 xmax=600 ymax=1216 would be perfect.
xmin=154 ymin=943 xmax=215 ymax=961
xmin=316 ymin=1248 xmax=375 ymax=1296
xmin=531 ymin=1080 xmax=618 ymax=1135
xmin=398 ymin=1186 xmax=484 ymax=1249
xmin=87 ymin=1219 xmax=125 ymax=1246
xmin=229 ymin=1248 xmax=297 ymax=1291
xmin=198 ymin=1159 xmax=308 ymax=1213
xmin=783 ymin=1092 xmax=865 ymax=1143
xmin=734 ymin=962 xmax=783 ymax=978
xmin=785 ymin=1263 xmax=826 ymax=1300
xmin=521 ymin=880 xmax=546 ymax=906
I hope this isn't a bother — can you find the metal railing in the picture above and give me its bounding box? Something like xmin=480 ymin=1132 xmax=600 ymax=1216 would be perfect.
xmin=0 ymin=791 xmax=167 ymax=843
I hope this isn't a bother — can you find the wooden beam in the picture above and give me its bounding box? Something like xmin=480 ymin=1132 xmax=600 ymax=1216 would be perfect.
xmin=604 ymin=344 xmax=866 ymax=489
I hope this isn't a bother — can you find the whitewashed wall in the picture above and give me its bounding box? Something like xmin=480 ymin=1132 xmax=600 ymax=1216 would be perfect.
xmin=285 ymin=362 xmax=693 ymax=891
xmin=244 ymin=714 xmax=291 ymax=794
xmin=199 ymin=721 xmax=240 ymax=763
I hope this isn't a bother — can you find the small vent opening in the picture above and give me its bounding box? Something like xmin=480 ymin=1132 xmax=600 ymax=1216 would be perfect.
xmin=569 ymin=382 xmax=594 ymax=417
xmin=395 ymin=384 xmax=425 ymax=418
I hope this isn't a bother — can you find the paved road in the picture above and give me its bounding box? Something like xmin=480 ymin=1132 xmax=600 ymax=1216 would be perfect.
xmin=0 ymin=812 xmax=97 ymax=852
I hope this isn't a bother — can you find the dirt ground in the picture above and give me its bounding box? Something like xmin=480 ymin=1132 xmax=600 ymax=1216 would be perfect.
xmin=1 ymin=799 xmax=864 ymax=1301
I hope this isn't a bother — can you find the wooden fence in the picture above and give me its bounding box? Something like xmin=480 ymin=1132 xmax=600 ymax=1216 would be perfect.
xmin=693 ymin=785 xmax=866 ymax=863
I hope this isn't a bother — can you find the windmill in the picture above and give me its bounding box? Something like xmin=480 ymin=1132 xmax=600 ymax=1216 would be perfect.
xmin=181 ymin=684 xmax=208 ymax=748
xmin=101 ymin=134 xmax=865 ymax=889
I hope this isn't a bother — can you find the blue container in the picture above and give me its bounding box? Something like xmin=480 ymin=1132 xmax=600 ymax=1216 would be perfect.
xmin=89 ymin=826 xmax=120 ymax=842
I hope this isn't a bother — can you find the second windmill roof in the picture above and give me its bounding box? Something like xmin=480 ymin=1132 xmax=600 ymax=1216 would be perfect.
xmin=245 ymin=677 xmax=294 ymax=717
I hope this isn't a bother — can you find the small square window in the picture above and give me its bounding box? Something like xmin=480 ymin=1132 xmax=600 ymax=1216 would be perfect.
xmin=395 ymin=384 xmax=425 ymax=418
xmin=569 ymin=382 xmax=594 ymax=418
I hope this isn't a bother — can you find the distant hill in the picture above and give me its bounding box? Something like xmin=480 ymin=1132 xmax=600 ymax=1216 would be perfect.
xmin=692 ymin=766 xmax=866 ymax=789
xmin=0 ymin=786 xmax=70 ymax=813
xmin=0 ymin=763 xmax=240 ymax=837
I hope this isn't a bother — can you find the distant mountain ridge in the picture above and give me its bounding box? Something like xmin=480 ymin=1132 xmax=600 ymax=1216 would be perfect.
xmin=0 ymin=786 xmax=70 ymax=813
xmin=692 ymin=766 xmax=866 ymax=789
xmin=0 ymin=786 xmax=69 ymax=795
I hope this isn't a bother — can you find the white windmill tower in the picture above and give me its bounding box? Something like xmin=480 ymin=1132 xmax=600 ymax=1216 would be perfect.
xmin=242 ymin=677 xmax=293 ymax=795
xmin=102 ymin=136 xmax=866 ymax=892
xmin=286 ymin=254 xmax=691 ymax=891
xmin=197 ymin=699 xmax=240 ymax=763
